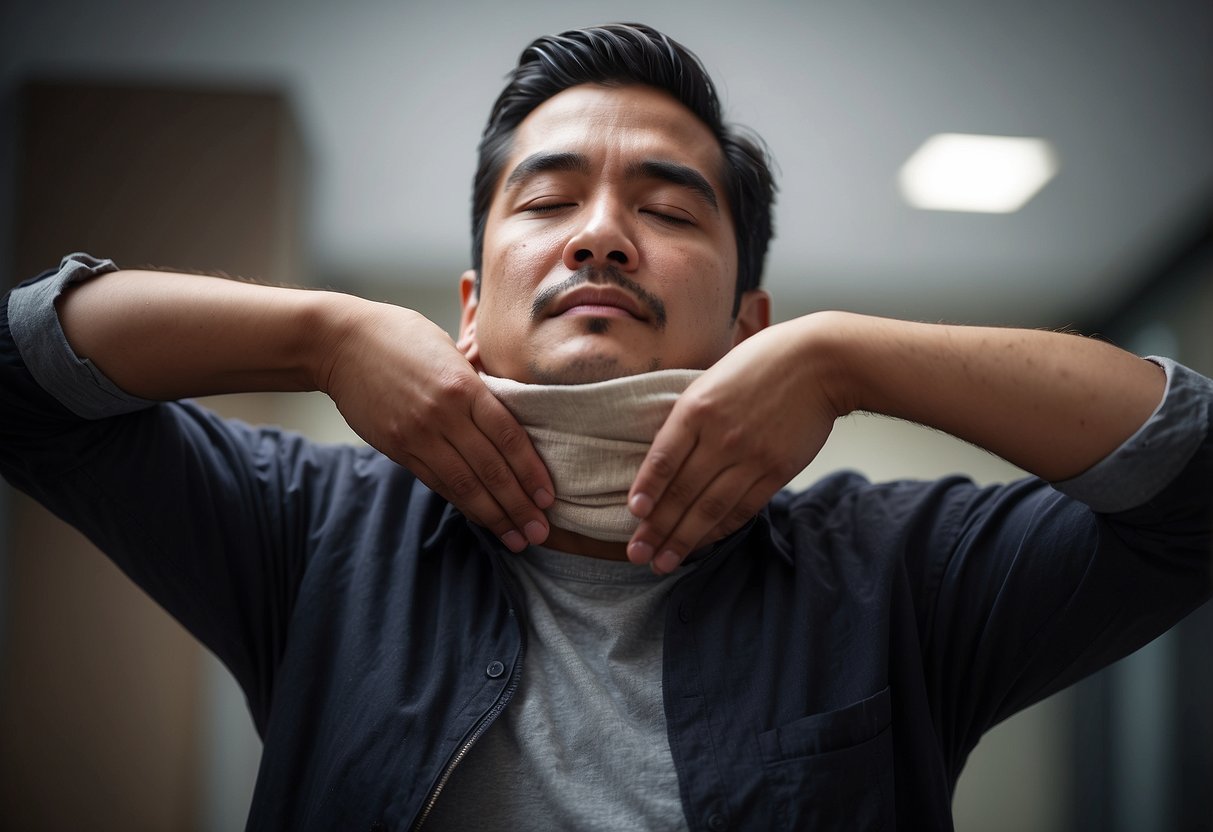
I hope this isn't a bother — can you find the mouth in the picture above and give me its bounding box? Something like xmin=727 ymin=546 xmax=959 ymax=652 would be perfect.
xmin=549 ymin=286 xmax=649 ymax=321
xmin=530 ymin=267 xmax=668 ymax=330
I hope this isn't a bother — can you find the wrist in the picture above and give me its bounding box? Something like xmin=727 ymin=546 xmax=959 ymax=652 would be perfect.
xmin=308 ymin=292 xmax=379 ymax=395
xmin=791 ymin=310 xmax=871 ymax=419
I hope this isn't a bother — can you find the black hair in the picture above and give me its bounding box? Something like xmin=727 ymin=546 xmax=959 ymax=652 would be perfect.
xmin=470 ymin=22 xmax=776 ymax=315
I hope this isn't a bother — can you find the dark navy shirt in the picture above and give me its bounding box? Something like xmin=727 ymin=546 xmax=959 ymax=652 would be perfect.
xmin=3 ymin=255 xmax=1211 ymax=830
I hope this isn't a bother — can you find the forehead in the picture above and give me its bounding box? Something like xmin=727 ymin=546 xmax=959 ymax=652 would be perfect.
xmin=503 ymin=83 xmax=726 ymax=188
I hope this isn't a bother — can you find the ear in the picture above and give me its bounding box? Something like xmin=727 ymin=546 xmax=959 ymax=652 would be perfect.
xmin=731 ymin=289 xmax=771 ymax=345
xmin=456 ymin=269 xmax=482 ymax=368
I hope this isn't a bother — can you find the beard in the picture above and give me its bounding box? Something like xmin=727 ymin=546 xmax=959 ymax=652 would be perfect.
xmin=520 ymin=264 xmax=668 ymax=384
xmin=525 ymin=329 xmax=663 ymax=385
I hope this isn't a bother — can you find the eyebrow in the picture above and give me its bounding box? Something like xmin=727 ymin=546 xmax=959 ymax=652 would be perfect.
xmin=504 ymin=152 xmax=591 ymax=193
xmin=624 ymin=159 xmax=719 ymax=213
xmin=503 ymin=151 xmax=720 ymax=214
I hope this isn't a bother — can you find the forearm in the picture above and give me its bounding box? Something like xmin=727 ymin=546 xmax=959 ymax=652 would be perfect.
xmin=58 ymin=269 xmax=364 ymax=400
xmin=16 ymin=254 xmax=555 ymax=551
xmin=806 ymin=311 xmax=1166 ymax=481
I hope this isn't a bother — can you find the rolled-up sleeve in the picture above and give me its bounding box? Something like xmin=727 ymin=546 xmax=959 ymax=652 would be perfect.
xmin=0 ymin=256 xmax=347 ymax=732
xmin=1051 ymin=356 xmax=1211 ymax=513
xmin=7 ymin=252 xmax=156 ymax=418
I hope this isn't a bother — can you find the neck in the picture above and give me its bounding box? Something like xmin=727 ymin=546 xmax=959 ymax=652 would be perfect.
xmin=543 ymin=526 xmax=630 ymax=560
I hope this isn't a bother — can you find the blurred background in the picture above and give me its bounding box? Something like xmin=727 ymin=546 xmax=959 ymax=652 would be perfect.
xmin=1 ymin=0 xmax=1210 ymax=829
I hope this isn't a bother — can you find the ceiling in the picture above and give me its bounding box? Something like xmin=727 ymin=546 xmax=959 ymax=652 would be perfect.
xmin=3 ymin=0 xmax=1210 ymax=327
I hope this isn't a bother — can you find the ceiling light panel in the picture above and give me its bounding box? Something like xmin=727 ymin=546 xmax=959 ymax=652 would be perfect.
xmin=898 ymin=133 xmax=1059 ymax=213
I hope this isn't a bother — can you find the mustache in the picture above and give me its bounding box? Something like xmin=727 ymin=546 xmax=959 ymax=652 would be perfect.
xmin=530 ymin=266 xmax=668 ymax=329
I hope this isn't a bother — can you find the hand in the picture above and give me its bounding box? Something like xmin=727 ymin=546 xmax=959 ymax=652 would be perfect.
xmin=319 ymin=300 xmax=554 ymax=552
xmin=625 ymin=318 xmax=841 ymax=573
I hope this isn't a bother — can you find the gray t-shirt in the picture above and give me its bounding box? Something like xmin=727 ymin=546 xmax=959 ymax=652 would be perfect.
xmin=424 ymin=546 xmax=692 ymax=831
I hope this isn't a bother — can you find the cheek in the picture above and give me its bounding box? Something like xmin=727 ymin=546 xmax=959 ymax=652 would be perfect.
xmin=667 ymin=250 xmax=731 ymax=324
xmin=504 ymin=239 xmax=547 ymax=284
xmin=478 ymin=230 xmax=563 ymax=345
xmin=485 ymin=226 xmax=562 ymax=291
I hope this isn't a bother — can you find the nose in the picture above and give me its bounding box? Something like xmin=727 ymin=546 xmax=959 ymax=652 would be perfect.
xmin=561 ymin=199 xmax=639 ymax=273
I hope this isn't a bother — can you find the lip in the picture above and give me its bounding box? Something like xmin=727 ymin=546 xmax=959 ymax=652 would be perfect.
xmin=548 ymin=286 xmax=648 ymax=321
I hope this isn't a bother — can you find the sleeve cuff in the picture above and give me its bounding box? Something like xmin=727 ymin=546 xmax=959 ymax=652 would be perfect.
xmin=1052 ymin=356 xmax=1212 ymax=513
xmin=8 ymin=252 xmax=159 ymax=419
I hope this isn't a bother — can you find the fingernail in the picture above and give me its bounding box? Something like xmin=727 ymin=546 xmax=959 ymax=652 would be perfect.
xmin=628 ymin=540 xmax=654 ymax=564
xmin=629 ymin=493 xmax=654 ymax=518
xmin=655 ymin=550 xmax=681 ymax=573
xmin=533 ymin=488 xmax=554 ymax=509
xmin=502 ymin=530 xmax=526 ymax=552
xmin=524 ymin=520 xmax=546 ymax=545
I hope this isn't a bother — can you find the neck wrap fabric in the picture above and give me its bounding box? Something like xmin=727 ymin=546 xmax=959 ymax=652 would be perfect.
xmin=481 ymin=370 xmax=703 ymax=541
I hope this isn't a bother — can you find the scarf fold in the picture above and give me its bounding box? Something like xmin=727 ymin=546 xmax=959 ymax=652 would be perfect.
xmin=482 ymin=370 xmax=703 ymax=541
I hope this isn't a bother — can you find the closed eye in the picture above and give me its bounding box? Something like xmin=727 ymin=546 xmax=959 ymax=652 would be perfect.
xmin=642 ymin=208 xmax=695 ymax=226
xmin=525 ymin=202 xmax=575 ymax=215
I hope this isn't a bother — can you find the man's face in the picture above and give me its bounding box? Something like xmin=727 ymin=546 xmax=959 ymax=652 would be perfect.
xmin=459 ymin=83 xmax=769 ymax=384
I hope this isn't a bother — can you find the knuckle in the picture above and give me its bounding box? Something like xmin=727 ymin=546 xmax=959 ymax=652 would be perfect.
xmin=479 ymin=460 xmax=513 ymax=489
xmin=437 ymin=371 xmax=479 ymax=404
xmin=646 ymin=452 xmax=679 ymax=481
xmin=412 ymin=394 xmax=444 ymax=424
xmin=694 ymin=495 xmax=730 ymax=522
xmin=447 ymin=471 xmax=482 ymax=499
xmin=681 ymin=392 xmax=714 ymax=419
xmin=378 ymin=415 xmax=407 ymax=443
xmin=665 ymin=479 xmax=697 ymax=504
xmin=719 ymin=424 xmax=746 ymax=452
xmin=494 ymin=424 xmax=527 ymax=455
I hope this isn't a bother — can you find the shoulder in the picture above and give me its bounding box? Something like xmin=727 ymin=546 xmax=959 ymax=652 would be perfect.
xmin=767 ymin=470 xmax=989 ymax=532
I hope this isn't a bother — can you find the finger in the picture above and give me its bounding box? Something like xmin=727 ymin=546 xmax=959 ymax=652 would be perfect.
xmin=408 ymin=454 xmax=544 ymax=543
xmin=470 ymin=389 xmax=556 ymax=510
xmin=625 ymin=444 xmax=733 ymax=565
xmin=404 ymin=456 xmax=477 ymax=520
xmin=628 ymin=413 xmax=699 ymax=520
xmin=408 ymin=442 xmax=531 ymax=552
xmin=441 ymin=422 xmax=550 ymax=547
xmin=626 ymin=445 xmax=716 ymax=565
xmin=703 ymin=476 xmax=783 ymax=544
xmin=642 ymin=465 xmax=757 ymax=574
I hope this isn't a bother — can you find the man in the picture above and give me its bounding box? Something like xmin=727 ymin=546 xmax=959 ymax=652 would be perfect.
xmin=1 ymin=22 xmax=1209 ymax=831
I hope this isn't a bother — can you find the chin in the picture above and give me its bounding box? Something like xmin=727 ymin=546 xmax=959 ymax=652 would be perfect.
xmin=525 ymin=353 xmax=661 ymax=385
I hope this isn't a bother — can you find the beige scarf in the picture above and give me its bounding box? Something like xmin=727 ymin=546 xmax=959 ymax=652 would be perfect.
xmin=482 ymin=370 xmax=703 ymax=541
